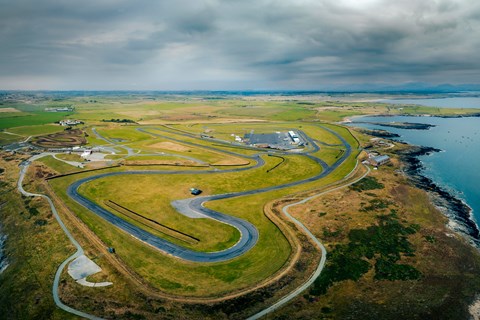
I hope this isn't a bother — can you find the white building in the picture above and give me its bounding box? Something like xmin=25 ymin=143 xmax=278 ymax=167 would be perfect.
xmin=59 ymin=119 xmax=82 ymax=126
xmin=81 ymin=150 xmax=92 ymax=159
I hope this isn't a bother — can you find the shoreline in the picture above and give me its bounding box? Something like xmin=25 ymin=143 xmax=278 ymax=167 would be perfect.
xmin=353 ymin=121 xmax=435 ymax=130
xmin=397 ymin=145 xmax=480 ymax=247
xmin=346 ymin=114 xmax=480 ymax=248
xmin=0 ymin=231 xmax=7 ymax=274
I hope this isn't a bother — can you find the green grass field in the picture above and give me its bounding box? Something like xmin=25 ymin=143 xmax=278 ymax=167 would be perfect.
xmin=0 ymin=112 xmax=71 ymax=129
xmin=0 ymin=132 xmax=23 ymax=145
xmin=48 ymin=173 xmax=292 ymax=296
xmin=55 ymin=153 xmax=84 ymax=162
xmin=37 ymin=156 xmax=86 ymax=174
xmin=59 ymin=152 xmax=321 ymax=251
xmin=7 ymin=124 xmax=65 ymax=136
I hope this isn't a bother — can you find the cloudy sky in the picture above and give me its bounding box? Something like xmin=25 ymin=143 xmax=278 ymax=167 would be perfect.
xmin=1 ymin=0 xmax=480 ymax=90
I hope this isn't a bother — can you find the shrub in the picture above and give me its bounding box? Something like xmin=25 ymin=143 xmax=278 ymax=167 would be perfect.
xmin=311 ymin=214 xmax=421 ymax=296
xmin=350 ymin=176 xmax=384 ymax=192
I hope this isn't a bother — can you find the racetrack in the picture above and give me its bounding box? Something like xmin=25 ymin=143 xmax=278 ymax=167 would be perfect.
xmin=65 ymin=126 xmax=353 ymax=263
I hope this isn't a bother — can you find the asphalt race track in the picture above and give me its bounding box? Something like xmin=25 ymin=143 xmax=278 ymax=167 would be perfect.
xmin=66 ymin=126 xmax=352 ymax=263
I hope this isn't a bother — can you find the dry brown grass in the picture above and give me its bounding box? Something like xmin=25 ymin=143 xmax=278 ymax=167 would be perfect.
xmin=211 ymin=158 xmax=250 ymax=166
xmin=0 ymin=107 xmax=20 ymax=112
xmin=148 ymin=141 xmax=191 ymax=152
xmin=122 ymin=159 xmax=204 ymax=167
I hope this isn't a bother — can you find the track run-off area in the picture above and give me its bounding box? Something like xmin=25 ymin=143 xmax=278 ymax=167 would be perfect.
xmin=66 ymin=125 xmax=352 ymax=262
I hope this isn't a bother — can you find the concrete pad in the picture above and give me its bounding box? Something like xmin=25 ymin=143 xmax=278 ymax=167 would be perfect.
xmin=85 ymin=153 xmax=108 ymax=161
xmin=76 ymin=278 xmax=113 ymax=287
xmin=67 ymin=255 xmax=113 ymax=287
xmin=68 ymin=255 xmax=101 ymax=280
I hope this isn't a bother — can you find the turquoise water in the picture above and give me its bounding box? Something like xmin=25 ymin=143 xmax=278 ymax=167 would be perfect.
xmin=382 ymin=97 xmax=480 ymax=109
xmin=350 ymin=115 xmax=480 ymax=224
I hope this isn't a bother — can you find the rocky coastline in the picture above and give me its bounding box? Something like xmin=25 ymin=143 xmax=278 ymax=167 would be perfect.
xmin=434 ymin=112 xmax=480 ymax=118
xmin=397 ymin=145 xmax=480 ymax=247
xmin=356 ymin=121 xmax=435 ymax=130
xmin=357 ymin=128 xmax=401 ymax=139
xmin=0 ymin=230 xmax=7 ymax=274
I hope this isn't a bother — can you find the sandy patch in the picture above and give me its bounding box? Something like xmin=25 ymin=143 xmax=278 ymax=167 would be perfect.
xmin=0 ymin=107 xmax=20 ymax=113
xmin=148 ymin=141 xmax=191 ymax=152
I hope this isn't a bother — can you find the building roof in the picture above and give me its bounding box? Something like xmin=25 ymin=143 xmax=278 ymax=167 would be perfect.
xmin=373 ymin=155 xmax=390 ymax=163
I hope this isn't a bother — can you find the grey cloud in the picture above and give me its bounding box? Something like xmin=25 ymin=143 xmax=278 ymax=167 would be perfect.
xmin=0 ymin=0 xmax=479 ymax=90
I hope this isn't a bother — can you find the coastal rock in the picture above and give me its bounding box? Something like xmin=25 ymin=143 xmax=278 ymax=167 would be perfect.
xmin=357 ymin=128 xmax=401 ymax=139
xmin=397 ymin=146 xmax=480 ymax=246
xmin=0 ymin=233 xmax=8 ymax=274
xmin=357 ymin=121 xmax=436 ymax=130
xmin=435 ymin=113 xmax=480 ymax=119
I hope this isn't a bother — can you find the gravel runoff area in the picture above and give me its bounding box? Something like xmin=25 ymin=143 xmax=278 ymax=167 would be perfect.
xmin=66 ymin=126 xmax=351 ymax=263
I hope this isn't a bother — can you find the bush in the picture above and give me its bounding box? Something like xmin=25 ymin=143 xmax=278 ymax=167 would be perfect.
xmin=28 ymin=207 xmax=39 ymax=217
xmin=374 ymin=258 xmax=422 ymax=281
xmin=311 ymin=214 xmax=421 ymax=296
xmin=360 ymin=198 xmax=391 ymax=212
xmin=350 ymin=176 xmax=384 ymax=192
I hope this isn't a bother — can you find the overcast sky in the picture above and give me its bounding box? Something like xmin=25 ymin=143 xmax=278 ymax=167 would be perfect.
xmin=1 ymin=0 xmax=479 ymax=90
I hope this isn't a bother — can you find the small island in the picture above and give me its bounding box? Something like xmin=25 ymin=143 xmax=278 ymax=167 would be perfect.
xmin=356 ymin=121 xmax=436 ymax=130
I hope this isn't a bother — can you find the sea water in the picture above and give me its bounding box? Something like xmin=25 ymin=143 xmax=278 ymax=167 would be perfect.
xmin=349 ymin=115 xmax=480 ymax=226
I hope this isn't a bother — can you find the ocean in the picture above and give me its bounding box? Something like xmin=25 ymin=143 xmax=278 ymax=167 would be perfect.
xmin=349 ymin=93 xmax=480 ymax=243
